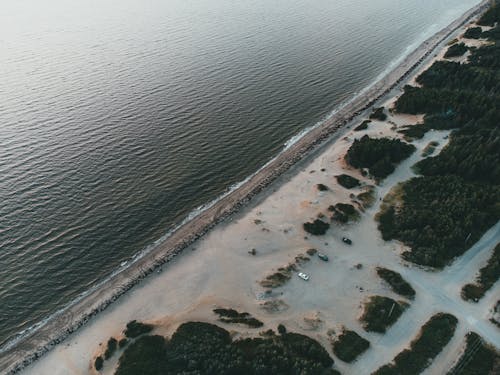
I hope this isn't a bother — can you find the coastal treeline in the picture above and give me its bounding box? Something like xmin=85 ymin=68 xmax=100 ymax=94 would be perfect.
xmin=115 ymin=322 xmax=337 ymax=375
xmin=378 ymin=10 xmax=500 ymax=268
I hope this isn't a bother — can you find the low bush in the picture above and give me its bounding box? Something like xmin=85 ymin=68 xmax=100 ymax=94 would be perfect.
xmin=214 ymin=308 xmax=264 ymax=328
xmin=397 ymin=124 xmax=430 ymax=140
xmin=303 ymin=219 xmax=330 ymax=235
xmin=464 ymin=26 xmax=483 ymax=39
xmin=331 ymin=203 xmax=360 ymax=223
xmin=421 ymin=141 xmax=439 ymax=157
xmin=461 ymin=243 xmax=500 ymax=302
xmin=376 ymin=268 xmax=415 ymax=299
xmin=345 ymin=135 xmax=415 ymax=179
xmin=95 ymin=356 xmax=104 ymax=371
xmin=124 ymin=320 xmax=154 ymax=339
xmin=370 ymin=107 xmax=387 ymax=121
xmin=354 ymin=120 xmax=371 ymax=131
xmin=104 ymin=337 xmax=118 ymax=359
xmin=336 ymin=174 xmax=360 ymax=189
xmin=444 ymin=43 xmax=468 ymax=58
xmin=360 ymin=296 xmax=407 ymax=333
xmin=373 ymin=313 xmax=458 ymax=375
xmin=332 ymin=329 xmax=370 ymax=363
xmin=317 ymin=183 xmax=329 ymax=191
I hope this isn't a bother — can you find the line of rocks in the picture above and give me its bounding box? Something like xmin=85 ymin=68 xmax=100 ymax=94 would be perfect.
xmin=3 ymin=2 xmax=489 ymax=374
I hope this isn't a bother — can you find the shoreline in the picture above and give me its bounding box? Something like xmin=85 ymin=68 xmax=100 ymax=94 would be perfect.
xmin=0 ymin=1 xmax=490 ymax=373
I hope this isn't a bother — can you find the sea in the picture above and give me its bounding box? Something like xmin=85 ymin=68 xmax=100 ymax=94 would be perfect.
xmin=0 ymin=0 xmax=481 ymax=350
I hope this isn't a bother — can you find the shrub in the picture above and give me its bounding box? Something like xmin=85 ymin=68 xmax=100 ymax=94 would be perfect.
xmin=345 ymin=135 xmax=415 ymax=179
xmin=303 ymin=219 xmax=330 ymax=235
xmin=370 ymin=107 xmax=387 ymax=121
xmin=306 ymin=248 xmax=317 ymax=256
xmin=354 ymin=120 xmax=371 ymax=131
xmin=373 ymin=313 xmax=458 ymax=375
xmin=376 ymin=268 xmax=416 ymax=299
xmin=421 ymin=141 xmax=439 ymax=157
xmin=464 ymin=26 xmax=483 ymax=39
xmin=213 ymin=308 xmax=264 ymax=328
xmin=397 ymin=124 xmax=430 ymax=140
xmin=360 ymin=296 xmax=407 ymax=333
xmin=331 ymin=203 xmax=360 ymax=223
xmin=317 ymin=183 xmax=329 ymax=191
xmin=124 ymin=320 xmax=154 ymax=339
xmin=104 ymin=337 xmax=118 ymax=359
xmin=444 ymin=43 xmax=468 ymax=58
xmin=332 ymin=329 xmax=370 ymax=363
xmin=94 ymin=356 xmax=104 ymax=371
xmin=336 ymin=174 xmax=360 ymax=189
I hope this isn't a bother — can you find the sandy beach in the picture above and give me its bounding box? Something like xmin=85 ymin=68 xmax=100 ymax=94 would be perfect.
xmin=1 ymin=1 xmax=497 ymax=374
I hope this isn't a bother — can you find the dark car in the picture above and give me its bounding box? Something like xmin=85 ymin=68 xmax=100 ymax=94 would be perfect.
xmin=342 ymin=237 xmax=352 ymax=245
xmin=318 ymin=253 xmax=329 ymax=262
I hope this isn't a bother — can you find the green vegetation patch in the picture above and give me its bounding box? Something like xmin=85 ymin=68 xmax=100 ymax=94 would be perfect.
xmin=360 ymin=296 xmax=407 ymax=333
xmin=444 ymin=42 xmax=468 ymax=58
xmin=376 ymin=268 xmax=415 ymax=299
xmin=397 ymin=124 xmax=431 ymax=141
xmin=331 ymin=203 xmax=360 ymax=223
xmin=332 ymin=329 xmax=370 ymax=363
xmin=213 ymin=308 xmax=264 ymax=328
xmin=124 ymin=320 xmax=154 ymax=339
xmin=377 ymin=176 xmax=499 ymax=268
xmin=354 ymin=120 xmax=371 ymax=131
xmin=464 ymin=26 xmax=483 ymax=39
xmin=461 ymin=243 xmax=500 ymax=302
xmin=357 ymin=186 xmax=376 ymax=209
xmin=104 ymin=337 xmax=118 ymax=359
xmin=115 ymin=322 xmax=336 ymax=375
xmin=303 ymin=219 xmax=330 ymax=235
xmin=421 ymin=141 xmax=439 ymax=157
xmin=95 ymin=356 xmax=104 ymax=371
xmin=448 ymin=332 xmax=500 ymax=375
xmin=336 ymin=174 xmax=360 ymax=189
xmin=345 ymin=135 xmax=416 ymax=179
xmin=373 ymin=313 xmax=458 ymax=375
xmin=370 ymin=107 xmax=388 ymax=121
xmin=317 ymin=183 xmax=329 ymax=191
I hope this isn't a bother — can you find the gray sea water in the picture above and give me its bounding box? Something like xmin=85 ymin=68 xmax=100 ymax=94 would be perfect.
xmin=0 ymin=0 xmax=480 ymax=349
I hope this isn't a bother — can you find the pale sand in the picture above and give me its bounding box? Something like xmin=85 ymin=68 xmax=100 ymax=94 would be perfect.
xmin=3 ymin=1 xmax=498 ymax=374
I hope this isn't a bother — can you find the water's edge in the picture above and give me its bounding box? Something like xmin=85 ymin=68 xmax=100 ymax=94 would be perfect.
xmin=1 ymin=1 xmax=489 ymax=373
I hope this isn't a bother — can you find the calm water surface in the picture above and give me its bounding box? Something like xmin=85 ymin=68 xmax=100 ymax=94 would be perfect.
xmin=0 ymin=0 xmax=480 ymax=348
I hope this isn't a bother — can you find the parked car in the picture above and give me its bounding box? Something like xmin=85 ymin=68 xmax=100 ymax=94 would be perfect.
xmin=342 ymin=237 xmax=352 ymax=245
xmin=318 ymin=253 xmax=329 ymax=261
xmin=298 ymin=272 xmax=310 ymax=281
